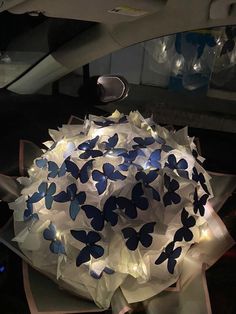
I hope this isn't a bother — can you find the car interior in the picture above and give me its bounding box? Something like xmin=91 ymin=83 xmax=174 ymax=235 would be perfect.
xmin=0 ymin=1 xmax=236 ymax=313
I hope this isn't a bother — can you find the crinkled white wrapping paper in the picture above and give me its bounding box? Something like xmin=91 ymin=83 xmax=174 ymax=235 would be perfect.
xmin=8 ymin=110 xmax=231 ymax=310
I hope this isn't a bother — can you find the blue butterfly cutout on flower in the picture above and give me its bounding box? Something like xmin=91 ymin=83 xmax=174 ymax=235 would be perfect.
xmin=94 ymin=119 xmax=115 ymax=127
xmin=132 ymin=137 xmax=155 ymax=149
xmin=192 ymin=149 xmax=203 ymax=166
xmin=78 ymin=136 xmax=103 ymax=159
xmin=165 ymin=154 xmax=189 ymax=179
xmin=90 ymin=267 xmax=115 ymax=280
xmin=35 ymin=158 xmax=48 ymax=169
xmin=116 ymin=182 xmax=149 ymax=219
xmin=94 ymin=116 xmax=127 ymax=128
xmin=65 ymin=158 xmax=94 ymax=183
xmin=193 ymin=189 xmax=208 ymax=216
xmin=70 ymin=230 xmax=104 ymax=267
xmin=174 ymin=208 xmax=196 ymax=242
xmin=192 ymin=167 xmax=209 ymax=194
xmin=135 ymin=170 xmax=160 ymax=201
xmin=119 ymin=150 xmax=144 ymax=171
xmin=43 ymin=222 xmax=66 ymax=254
xmin=92 ymin=163 xmax=126 ymax=195
xmin=102 ymin=133 xmax=127 ymax=156
xmin=82 ymin=196 xmax=118 ymax=231
xmin=155 ymin=241 xmax=182 ymax=274
xmin=163 ymin=174 xmax=181 ymax=206
xmin=155 ymin=136 xmax=173 ymax=152
xmin=122 ymin=222 xmax=156 ymax=251
xmin=146 ymin=149 xmax=161 ymax=169
xmin=48 ymin=161 xmax=66 ymax=178
xmin=29 ymin=182 xmax=56 ymax=209
xmin=54 ymin=183 xmax=86 ymax=221
xmin=23 ymin=200 xmax=39 ymax=221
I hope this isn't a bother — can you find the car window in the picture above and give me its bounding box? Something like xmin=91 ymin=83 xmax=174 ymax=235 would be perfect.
xmin=0 ymin=11 xmax=95 ymax=88
xmin=88 ymin=26 xmax=235 ymax=92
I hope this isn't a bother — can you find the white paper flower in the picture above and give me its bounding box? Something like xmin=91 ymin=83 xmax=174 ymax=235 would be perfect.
xmin=11 ymin=111 xmax=214 ymax=308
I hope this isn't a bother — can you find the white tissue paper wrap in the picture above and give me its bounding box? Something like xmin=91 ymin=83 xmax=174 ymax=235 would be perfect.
xmin=8 ymin=110 xmax=232 ymax=310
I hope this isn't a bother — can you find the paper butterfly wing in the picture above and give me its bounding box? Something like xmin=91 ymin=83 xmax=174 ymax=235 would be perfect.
xmin=29 ymin=182 xmax=47 ymax=203
xmin=92 ymin=170 xmax=107 ymax=195
xmin=167 ymin=258 xmax=177 ymax=274
xmin=116 ymin=197 xmax=137 ymax=219
xmin=45 ymin=183 xmax=56 ymax=209
xmin=50 ymin=240 xmax=66 ymax=254
xmin=65 ymin=159 xmax=80 ymax=179
xmin=43 ymin=223 xmax=56 ymax=241
xmin=87 ymin=231 xmax=101 ymax=244
xmin=80 ymin=160 xmax=94 ymax=183
xmin=103 ymin=196 xmax=118 ymax=226
xmin=35 ymin=158 xmax=47 ymax=168
xmin=89 ymin=244 xmax=104 ymax=259
xmin=132 ymin=183 xmax=148 ymax=210
xmin=90 ymin=150 xmax=103 ymax=158
xmin=54 ymin=191 xmax=70 ymax=202
xmin=82 ymin=205 xmax=104 ymax=231
xmin=139 ymin=222 xmax=156 ymax=248
xmin=76 ymin=246 xmax=91 ymax=266
xmin=70 ymin=230 xmax=87 ymax=243
xmin=48 ymin=161 xmax=60 ymax=178
xmin=149 ymin=149 xmax=161 ymax=169
xmin=155 ymin=252 xmax=168 ymax=265
xmin=122 ymin=227 xmax=139 ymax=251
xmin=70 ymin=200 xmax=81 ymax=221
xmin=105 ymin=133 xmax=118 ymax=149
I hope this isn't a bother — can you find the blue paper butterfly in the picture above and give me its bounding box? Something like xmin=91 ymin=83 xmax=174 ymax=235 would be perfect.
xmin=23 ymin=200 xmax=39 ymax=221
xmin=70 ymin=230 xmax=104 ymax=267
xmin=135 ymin=170 xmax=160 ymax=201
xmin=94 ymin=119 xmax=115 ymax=128
xmin=192 ymin=167 xmax=209 ymax=194
xmin=35 ymin=158 xmax=48 ymax=169
xmin=122 ymin=222 xmax=156 ymax=251
xmin=174 ymin=208 xmax=196 ymax=242
xmin=155 ymin=241 xmax=182 ymax=274
xmin=92 ymin=163 xmax=126 ymax=195
xmin=78 ymin=136 xmax=103 ymax=159
xmin=94 ymin=116 xmax=127 ymax=127
xmin=165 ymin=154 xmax=189 ymax=179
xmin=43 ymin=222 xmax=66 ymax=254
xmin=146 ymin=149 xmax=161 ymax=169
xmin=193 ymin=189 xmax=208 ymax=216
xmin=116 ymin=183 xmax=149 ymax=219
xmin=48 ymin=161 xmax=66 ymax=178
xmin=192 ymin=149 xmax=203 ymax=166
xmin=29 ymin=182 xmax=56 ymax=209
xmin=90 ymin=267 xmax=115 ymax=280
xmin=54 ymin=183 xmax=86 ymax=221
xmin=65 ymin=158 xmax=94 ymax=183
xmin=163 ymin=174 xmax=181 ymax=207
xmin=119 ymin=150 xmax=144 ymax=171
xmin=155 ymin=136 xmax=173 ymax=152
xmin=82 ymin=196 xmax=118 ymax=231
xmin=102 ymin=133 xmax=127 ymax=156
xmin=118 ymin=116 xmax=128 ymax=124
xmin=132 ymin=137 xmax=155 ymax=149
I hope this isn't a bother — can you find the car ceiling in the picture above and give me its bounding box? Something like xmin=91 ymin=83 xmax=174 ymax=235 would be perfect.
xmin=1 ymin=0 xmax=236 ymax=94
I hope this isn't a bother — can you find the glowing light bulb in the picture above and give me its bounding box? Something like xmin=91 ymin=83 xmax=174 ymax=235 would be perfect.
xmin=56 ymin=231 xmax=61 ymax=239
xmin=193 ymin=62 xmax=202 ymax=72
xmin=132 ymin=264 xmax=138 ymax=272
xmin=200 ymin=228 xmax=209 ymax=241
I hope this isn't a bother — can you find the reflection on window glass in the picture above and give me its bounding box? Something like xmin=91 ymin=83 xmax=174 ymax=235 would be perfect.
xmin=88 ymin=26 xmax=236 ymax=94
